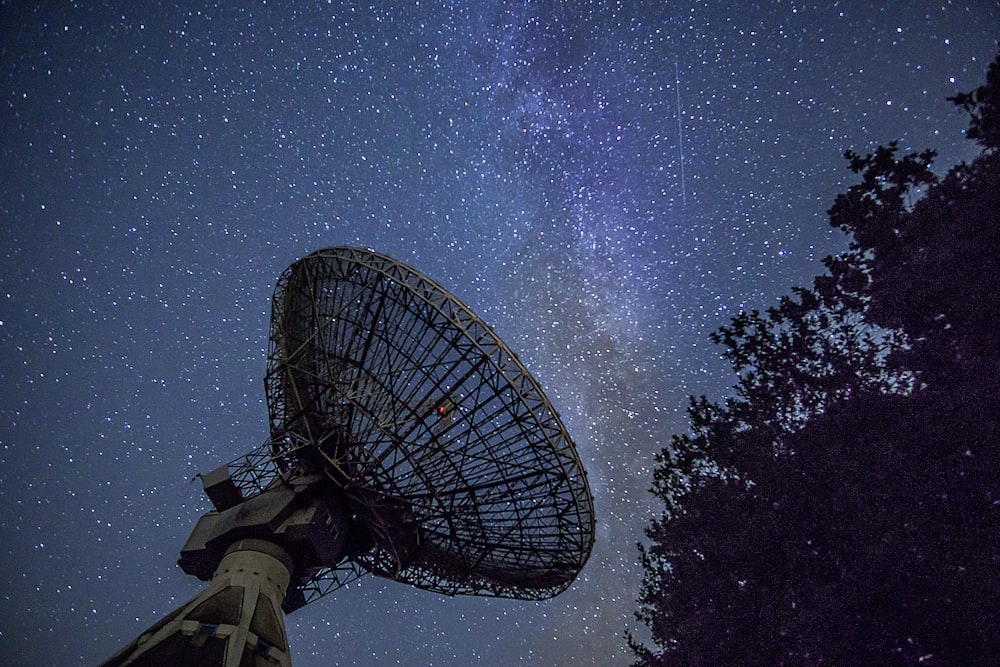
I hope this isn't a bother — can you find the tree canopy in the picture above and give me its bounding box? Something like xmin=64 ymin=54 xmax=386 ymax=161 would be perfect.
xmin=631 ymin=51 xmax=1000 ymax=666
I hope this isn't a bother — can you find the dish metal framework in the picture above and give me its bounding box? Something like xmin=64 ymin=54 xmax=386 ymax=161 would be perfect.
xmin=226 ymin=246 xmax=594 ymax=607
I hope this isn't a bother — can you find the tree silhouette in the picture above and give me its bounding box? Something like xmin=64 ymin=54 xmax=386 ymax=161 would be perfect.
xmin=631 ymin=52 xmax=1000 ymax=666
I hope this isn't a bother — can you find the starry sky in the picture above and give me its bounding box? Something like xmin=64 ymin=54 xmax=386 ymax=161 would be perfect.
xmin=1 ymin=2 xmax=997 ymax=665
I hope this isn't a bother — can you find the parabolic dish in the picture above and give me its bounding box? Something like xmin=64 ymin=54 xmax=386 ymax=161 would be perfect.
xmin=258 ymin=246 xmax=594 ymax=601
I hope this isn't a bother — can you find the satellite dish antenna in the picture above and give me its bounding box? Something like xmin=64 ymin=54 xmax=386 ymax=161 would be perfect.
xmin=103 ymin=247 xmax=595 ymax=666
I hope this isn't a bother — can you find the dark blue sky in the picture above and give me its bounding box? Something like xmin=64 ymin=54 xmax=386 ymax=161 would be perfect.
xmin=1 ymin=2 xmax=997 ymax=665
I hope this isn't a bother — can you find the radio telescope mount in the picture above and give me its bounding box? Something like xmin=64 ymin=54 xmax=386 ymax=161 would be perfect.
xmin=103 ymin=246 xmax=595 ymax=667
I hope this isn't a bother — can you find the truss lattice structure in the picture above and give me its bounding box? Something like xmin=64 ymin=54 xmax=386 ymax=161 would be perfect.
xmin=258 ymin=246 xmax=594 ymax=602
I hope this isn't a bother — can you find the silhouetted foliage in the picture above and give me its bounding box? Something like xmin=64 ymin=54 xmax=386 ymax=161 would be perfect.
xmin=631 ymin=52 xmax=1000 ymax=666
xmin=949 ymin=47 xmax=1000 ymax=150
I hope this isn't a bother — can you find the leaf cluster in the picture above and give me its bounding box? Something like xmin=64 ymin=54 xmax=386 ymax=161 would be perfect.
xmin=631 ymin=52 xmax=1000 ymax=666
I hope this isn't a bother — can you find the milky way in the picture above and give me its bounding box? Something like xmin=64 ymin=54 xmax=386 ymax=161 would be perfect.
xmin=1 ymin=2 xmax=997 ymax=665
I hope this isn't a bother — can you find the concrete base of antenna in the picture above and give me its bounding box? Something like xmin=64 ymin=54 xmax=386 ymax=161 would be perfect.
xmin=101 ymin=539 xmax=294 ymax=667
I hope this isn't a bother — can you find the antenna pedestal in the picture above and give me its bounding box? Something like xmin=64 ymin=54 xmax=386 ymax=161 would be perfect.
xmin=102 ymin=539 xmax=294 ymax=667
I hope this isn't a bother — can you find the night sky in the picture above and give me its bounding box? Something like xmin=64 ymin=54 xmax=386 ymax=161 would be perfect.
xmin=1 ymin=2 xmax=997 ymax=665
